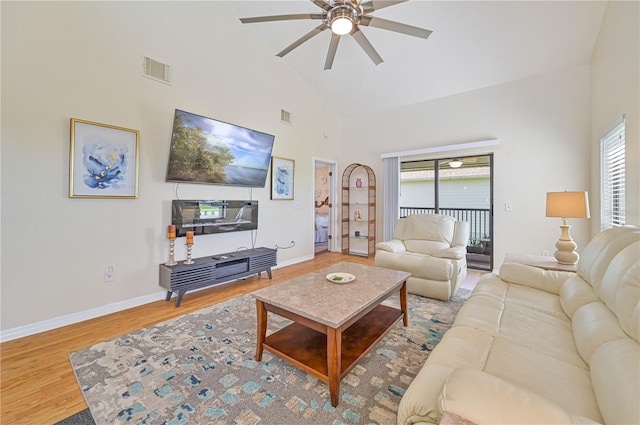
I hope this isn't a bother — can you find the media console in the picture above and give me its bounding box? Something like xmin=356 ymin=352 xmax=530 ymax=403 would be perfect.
xmin=159 ymin=247 xmax=277 ymax=307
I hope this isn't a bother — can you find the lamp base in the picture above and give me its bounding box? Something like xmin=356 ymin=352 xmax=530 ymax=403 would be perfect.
xmin=554 ymin=224 xmax=579 ymax=265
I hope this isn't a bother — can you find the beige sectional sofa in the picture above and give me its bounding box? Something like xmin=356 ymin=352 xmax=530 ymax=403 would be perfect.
xmin=397 ymin=225 xmax=640 ymax=425
xmin=375 ymin=214 xmax=470 ymax=301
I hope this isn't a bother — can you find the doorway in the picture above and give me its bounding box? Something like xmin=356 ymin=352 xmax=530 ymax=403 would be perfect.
xmin=400 ymin=154 xmax=493 ymax=270
xmin=314 ymin=159 xmax=338 ymax=254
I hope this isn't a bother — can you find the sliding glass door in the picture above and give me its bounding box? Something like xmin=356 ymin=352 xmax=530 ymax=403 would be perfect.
xmin=400 ymin=155 xmax=493 ymax=270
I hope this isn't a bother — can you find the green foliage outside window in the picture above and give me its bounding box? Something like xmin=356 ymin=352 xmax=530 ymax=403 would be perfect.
xmin=167 ymin=113 xmax=234 ymax=183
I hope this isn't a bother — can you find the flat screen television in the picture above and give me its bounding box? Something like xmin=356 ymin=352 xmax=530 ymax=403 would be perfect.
xmin=166 ymin=109 xmax=275 ymax=187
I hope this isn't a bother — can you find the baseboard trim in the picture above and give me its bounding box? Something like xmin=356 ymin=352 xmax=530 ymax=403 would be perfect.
xmin=0 ymin=292 xmax=167 ymax=343
xmin=0 ymin=254 xmax=313 ymax=343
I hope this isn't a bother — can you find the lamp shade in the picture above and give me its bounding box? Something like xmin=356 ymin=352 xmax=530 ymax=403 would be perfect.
xmin=546 ymin=191 xmax=590 ymax=219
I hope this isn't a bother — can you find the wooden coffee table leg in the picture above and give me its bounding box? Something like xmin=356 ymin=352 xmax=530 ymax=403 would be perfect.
xmin=256 ymin=300 xmax=267 ymax=361
xmin=400 ymin=280 xmax=408 ymax=326
xmin=327 ymin=326 xmax=342 ymax=407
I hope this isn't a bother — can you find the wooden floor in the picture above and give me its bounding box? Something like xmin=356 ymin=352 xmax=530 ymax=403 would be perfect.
xmin=0 ymin=252 xmax=484 ymax=425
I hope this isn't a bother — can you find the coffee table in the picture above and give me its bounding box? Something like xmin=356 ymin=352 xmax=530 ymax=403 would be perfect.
xmin=252 ymin=262 xmax=410 ymax=406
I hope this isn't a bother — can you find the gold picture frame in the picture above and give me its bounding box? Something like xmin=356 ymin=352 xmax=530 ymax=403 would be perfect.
xmin=271 ymin=156 xmax=295 ymax=200
xmin=69 ymin=118 xmax=140 ymax=199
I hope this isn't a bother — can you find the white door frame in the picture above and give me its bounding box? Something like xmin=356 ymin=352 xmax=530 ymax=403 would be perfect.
xmin=313 ymin=157 xmax=339 ymax=253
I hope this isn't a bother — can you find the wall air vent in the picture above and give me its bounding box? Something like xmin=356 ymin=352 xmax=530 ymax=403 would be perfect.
xmin=143 ymin=56 xmax=171 ymax=85
xmin=280 ymin=109 xmax=292 ymax=125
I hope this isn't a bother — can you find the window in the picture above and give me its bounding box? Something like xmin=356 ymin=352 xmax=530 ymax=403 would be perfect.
xmin=400 ymin=155 xmax=493 ymax=270
xmin=600 ymin=117 xmax=626 ymax=230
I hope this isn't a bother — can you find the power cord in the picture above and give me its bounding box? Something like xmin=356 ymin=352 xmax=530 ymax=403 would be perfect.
xmin=275 ymin=241 xmax=296 ymax=250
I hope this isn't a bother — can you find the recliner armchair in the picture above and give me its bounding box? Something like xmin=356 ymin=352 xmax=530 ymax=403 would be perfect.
xmin=374 ymin=214 xmax=470 ymax=300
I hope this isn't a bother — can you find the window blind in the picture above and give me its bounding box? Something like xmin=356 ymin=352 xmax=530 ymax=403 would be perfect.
xmin=600 ymin=117 xmax=626 ymax=230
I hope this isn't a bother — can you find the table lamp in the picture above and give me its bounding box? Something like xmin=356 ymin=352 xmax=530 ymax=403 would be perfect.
xmin=546 ymin=191 xmax=590 ymax=264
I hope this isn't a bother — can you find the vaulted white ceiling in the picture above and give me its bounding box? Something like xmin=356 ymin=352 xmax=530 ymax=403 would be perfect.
xmin=231 ymin=1 xmax=607 ymax=120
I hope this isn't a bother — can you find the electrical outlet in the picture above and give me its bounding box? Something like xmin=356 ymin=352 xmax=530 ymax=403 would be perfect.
xmin=104 ymin=265 xmax=116 ymax=282
xmin=541 ymin=250 xmax=550 ymax=257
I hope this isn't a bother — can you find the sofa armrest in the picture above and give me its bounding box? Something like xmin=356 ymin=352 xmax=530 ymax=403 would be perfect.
xmin=439 ymin=368 xmax=601 ymax=425
xmin=434 ymin=246 xmax=467 ymax=260
xmin=375 ymin=239 xmax=406 ymax=253
xmin=499 ymin=262 xmax=575 ymax=295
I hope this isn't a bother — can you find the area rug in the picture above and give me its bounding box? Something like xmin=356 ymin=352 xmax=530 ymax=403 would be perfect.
xmin=69 ymin=289 xmax=470 ymax=425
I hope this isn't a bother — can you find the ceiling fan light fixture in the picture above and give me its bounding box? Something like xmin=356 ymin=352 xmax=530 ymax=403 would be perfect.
xmin=331 ymin=16 xmax=353 ymax=35
xmin=327 ymin=5 xmax=357 ymax=35
xmin=240 ymin=0 xmax=434 ymax=69
xmin=449 ymin=160 xmax=463 ymax=168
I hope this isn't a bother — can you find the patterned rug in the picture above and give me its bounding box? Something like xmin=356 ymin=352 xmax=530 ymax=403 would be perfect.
xmin=69 ymin=289 xmax=470 ymax=425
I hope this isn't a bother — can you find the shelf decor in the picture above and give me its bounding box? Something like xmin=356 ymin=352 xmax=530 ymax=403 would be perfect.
xmin=69 ymin=118 xmax=139 ymax=199
xmin=271 ymin=156 xmax=295 ymax=200
xmin=342 ymin=163 xmax=376 ymax=257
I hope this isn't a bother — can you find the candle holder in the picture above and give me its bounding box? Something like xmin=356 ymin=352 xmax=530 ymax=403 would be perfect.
xmin=184 ymin=243 xmax=195 ymax=265
xmin=165 ymin=238 xmax=178 ymax=266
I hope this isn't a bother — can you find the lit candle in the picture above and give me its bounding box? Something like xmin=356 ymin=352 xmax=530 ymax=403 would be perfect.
xmin=168 ymin=225 xmax=176 ymax=239
xmin=186 ymin=231 xmax=194 ymax=244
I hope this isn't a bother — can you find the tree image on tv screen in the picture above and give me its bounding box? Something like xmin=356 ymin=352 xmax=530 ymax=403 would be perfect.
xmin=167 ymin=112 xmax=234 ymax=183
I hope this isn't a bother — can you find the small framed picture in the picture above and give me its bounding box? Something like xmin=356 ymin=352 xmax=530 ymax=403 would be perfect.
xmin=69 ymin=118 xmax=140 ymax=198
xmin=271 ymin=156 xmax=295 ymax=200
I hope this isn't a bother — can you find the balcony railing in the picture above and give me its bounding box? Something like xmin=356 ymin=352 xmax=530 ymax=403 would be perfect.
xmin=400 ymin=207 xmax=492 ymax=270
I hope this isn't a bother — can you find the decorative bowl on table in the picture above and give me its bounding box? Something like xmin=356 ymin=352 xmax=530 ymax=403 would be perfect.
xmin=326 ymin=272 xmax=356 ymax=283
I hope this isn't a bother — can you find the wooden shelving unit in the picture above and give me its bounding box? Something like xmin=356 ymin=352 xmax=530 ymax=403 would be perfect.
xmin=341 ymin=163 xmax=376 ymax=257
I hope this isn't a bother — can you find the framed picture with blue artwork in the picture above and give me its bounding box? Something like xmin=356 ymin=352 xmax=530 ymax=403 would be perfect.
xmin=271 ymin=156 xmax=295 ymax=200
xmin=69 ymin=118 xmax=139 ymax=199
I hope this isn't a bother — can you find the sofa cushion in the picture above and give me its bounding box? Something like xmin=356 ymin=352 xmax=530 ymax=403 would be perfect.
xmin=499 ymin=262 xmax=574 ymax=295
xmin=590 ymin=339 xmax=640 ymax=425
xmin=452 ymin=221 xmax=470 ymax=248
xmin=394 ymin=214 xmax=455 ymax=245
xmin=560 ymin=276 xmax=599 ymax=318
xmin=439 ymin=368 xmax=599 ymax=425
xmin=374 ymin=239 xmax=406 ymax=253
xmin=577 ymin=226 xmax=639 ymax=294
xmin=595 ymin=242 xmax=639 ymax=340
xmin=404 ymin=239 xmax=449 ymax=255
xmin=427 ymin=326 xmax=494 ymax=370
xmin=377 ymin=251 xmax=452 ymax=281
xmin=434 ymin=246 xmax=467 ymax=260
xmin=572 ymin=302 xmax=631 ymax=364
xmin=484 ymin=337 xmax=601 ymax=422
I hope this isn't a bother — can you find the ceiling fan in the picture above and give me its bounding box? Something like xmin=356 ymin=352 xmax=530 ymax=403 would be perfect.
xmin=239 ymin=0 xmax=432 ymax=70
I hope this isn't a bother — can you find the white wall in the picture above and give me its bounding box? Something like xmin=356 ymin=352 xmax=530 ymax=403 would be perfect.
xmin=1 ymin=2 xmax=341 ymax=332
xmin=341 ymin=66 xmax=592 ymax=268
xmin=590 ymin=0 xmax=640 ymax=231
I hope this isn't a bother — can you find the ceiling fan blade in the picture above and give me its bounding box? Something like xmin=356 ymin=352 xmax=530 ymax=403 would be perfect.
xmin=310 ymin=0 xmax=333 ymax=11
xmin=324 ymin=33 xmax=341 ymax=70
xmin=361 ymin=0 xmax=408 ymax=14
xmin=351 ymin=28 xmax=383 ymax=65
xmin=277 ymin=24 xmax=328 ymax=57
xmin=240 ymin=13 xmax=324 ymax=24
xmin=359 ymin=16 xmax=432 ymax=39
